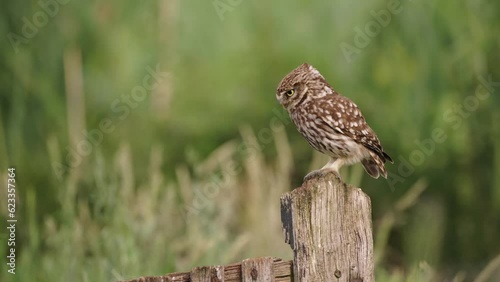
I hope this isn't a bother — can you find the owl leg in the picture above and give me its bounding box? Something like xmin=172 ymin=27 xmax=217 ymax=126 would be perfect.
xmin=324 ymin=158 xmax=344 ymax=179
xmin=303 ymin=158 xmax=343 ymax=181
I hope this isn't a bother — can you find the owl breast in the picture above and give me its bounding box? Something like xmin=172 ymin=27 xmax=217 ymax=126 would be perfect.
xmin=289 ymin=102 xmax=369 ymax=162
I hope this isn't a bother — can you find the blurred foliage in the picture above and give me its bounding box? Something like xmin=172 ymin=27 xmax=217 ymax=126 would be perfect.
xmin=1 ymin=0 xmax=500 ymax=281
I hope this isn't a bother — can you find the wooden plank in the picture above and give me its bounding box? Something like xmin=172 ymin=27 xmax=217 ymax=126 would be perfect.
xmin=212 ymin=265 xmax=225 ymax=281
xmin=281 ymin=174 xmax=374 ymax=282
xmin=191 ymin=265 xmax=224 ymax=282
xmin=241 ymin=257 xmax=274 ymax=282
xmin=273 ymin=259 xmax=293 ymax=281
xmin=191 ymin=266 xmax=210 ymax=282
xmin=223 ymin=261 xmax=242 ymax=281
xmin=121 ymin=257 xmax=293 ymax=282
xmin=122 ymin=272 xmax=190 ymax=282
xmin=164 ymin=271 xmax=191 ymax=281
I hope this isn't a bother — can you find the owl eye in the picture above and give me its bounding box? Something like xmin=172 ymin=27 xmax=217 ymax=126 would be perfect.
xmin=285 ymin=89 xmax=295 ymax=97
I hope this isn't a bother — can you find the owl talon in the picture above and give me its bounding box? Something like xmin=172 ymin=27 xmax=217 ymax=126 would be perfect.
xmin=303 ymin=169 xmax=342 ymax=182
xmin=303 ymin=170 xmax=323 ymax=182
xmin=327 ymin=170 xmax=342 ymax=181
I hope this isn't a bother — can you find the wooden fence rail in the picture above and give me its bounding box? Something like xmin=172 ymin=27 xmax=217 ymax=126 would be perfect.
xmin=121 ymin=174 xmax=374 ymax=282
xmin=122 ymin=257 xmax=292 ymax=282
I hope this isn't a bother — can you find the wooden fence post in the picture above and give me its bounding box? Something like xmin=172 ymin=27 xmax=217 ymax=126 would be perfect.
xmin=280 ymin=174 xmax=374 ymax=282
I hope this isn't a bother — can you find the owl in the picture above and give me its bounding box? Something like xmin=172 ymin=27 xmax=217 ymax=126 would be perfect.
xmin=276 ymin=63 xmax=393 ymax=180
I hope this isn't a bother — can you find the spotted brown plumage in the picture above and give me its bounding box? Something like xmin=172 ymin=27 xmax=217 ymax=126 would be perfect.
xmin=276 ymin=63 xmax=393 ymax=180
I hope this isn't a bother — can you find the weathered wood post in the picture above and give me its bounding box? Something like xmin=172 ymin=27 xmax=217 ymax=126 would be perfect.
xmin=280 ymin=174 xmax=374 ymax=282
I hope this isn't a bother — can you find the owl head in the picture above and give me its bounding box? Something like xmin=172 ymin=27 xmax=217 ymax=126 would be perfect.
xmin=276 ymin=63 xmax=327 ymax=110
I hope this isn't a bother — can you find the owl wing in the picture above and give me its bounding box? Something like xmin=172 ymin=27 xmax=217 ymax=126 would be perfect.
xmin=318 ymin=95 xmax=392 ymax=163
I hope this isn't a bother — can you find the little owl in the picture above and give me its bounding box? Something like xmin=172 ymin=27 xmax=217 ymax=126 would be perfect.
xmin=276 ymin=63 xmax=393 ymax=180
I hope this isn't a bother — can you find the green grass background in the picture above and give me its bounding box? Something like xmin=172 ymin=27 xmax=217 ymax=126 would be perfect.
xmin=1 ymin=0 xmax=500 ymax=281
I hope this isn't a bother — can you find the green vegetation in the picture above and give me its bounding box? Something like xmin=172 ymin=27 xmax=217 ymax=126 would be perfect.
xmin=1 ymin=0 xmax=499 ymax=281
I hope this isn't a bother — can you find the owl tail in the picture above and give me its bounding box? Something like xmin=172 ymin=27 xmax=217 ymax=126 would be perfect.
xmin=362 ymin=151 xmax=389 ymax=179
